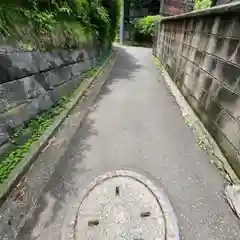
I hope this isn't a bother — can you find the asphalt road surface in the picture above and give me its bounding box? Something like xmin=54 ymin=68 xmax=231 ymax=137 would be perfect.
xmin=17 ymin=46 xmax=240 ymax=239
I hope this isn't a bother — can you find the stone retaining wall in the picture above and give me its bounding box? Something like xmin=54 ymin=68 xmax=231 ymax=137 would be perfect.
xmin=0 ymin=47 xmax=97 ymax=154
xmin=154 ymin=3 xmax=240 ymax=177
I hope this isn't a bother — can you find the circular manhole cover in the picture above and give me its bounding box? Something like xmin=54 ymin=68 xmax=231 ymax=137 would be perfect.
xmin=72 ymin=170 xmax=179 ymax=240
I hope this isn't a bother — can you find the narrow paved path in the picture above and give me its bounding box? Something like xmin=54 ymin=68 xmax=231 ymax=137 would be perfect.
xmin=18 ymin=46 xmax=240 ymax=239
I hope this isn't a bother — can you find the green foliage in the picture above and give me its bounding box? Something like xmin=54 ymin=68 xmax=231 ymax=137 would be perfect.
xmin=0 ymin=2 xmax=89 ymax=50
xmin=103 ymin=0 xmax=122 ymax=43
xmin=133 ymin=15 xmax=161 ymax=37
xmin=0 ymin=58 xmax=104 ymax=183
xmin=0 ymin=49 xmax=112 ymax=183
xmin=194 ymin=0 xmax=211 ymax=10
xmin=0 ymin=97 xmax=67 ymax=183
xmin=89 ymin=4 xmax=110 ymax=46
xmin=0 ymin=0 xmax=121 ymax=50
xmin=130 ymin=15 xmax=161 ymax=45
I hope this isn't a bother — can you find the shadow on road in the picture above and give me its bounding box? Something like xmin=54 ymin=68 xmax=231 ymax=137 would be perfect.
xmin=17 ymin=45 xmax=143 ymax=239
xmin=96 ymin=45 xmax=142 ymax=101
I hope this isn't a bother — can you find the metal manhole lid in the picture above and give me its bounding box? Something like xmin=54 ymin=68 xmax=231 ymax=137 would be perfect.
xmin=73 ymin=170 xmax=179 ymax=240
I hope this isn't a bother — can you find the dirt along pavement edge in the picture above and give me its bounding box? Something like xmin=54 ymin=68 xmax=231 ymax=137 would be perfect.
xmin=153 ymin=57 xmax=240 ymax=218
xmin=0 ymin=49 xmax=116 ymax=239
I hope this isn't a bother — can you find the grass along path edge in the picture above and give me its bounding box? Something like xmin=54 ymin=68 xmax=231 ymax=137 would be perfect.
xmin=0 ymin=50 xmax=115 ymax=204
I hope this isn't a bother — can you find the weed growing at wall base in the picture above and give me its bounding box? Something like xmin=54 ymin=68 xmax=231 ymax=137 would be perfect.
xmin=0 ymin=51 xmax=111 ymax=184
xmin=0 ymin=97 xmax=68 ymax=183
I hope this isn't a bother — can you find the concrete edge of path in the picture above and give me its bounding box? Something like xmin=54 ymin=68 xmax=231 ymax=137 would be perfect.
xmin=0 ymin=50 xmax=116 ymax=206
xmin=153 ymin=58 xmax=240 ymax=217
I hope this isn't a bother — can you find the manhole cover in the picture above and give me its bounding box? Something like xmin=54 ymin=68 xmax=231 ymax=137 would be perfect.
xmin=72 ymin=170 xmax=179 ymax=240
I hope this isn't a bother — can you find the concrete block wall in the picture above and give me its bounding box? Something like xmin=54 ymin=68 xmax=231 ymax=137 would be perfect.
xmin=0 ymin=48 xmax=97 ymax=150
xmin=154 ymin=3 xmax=240 ymax=177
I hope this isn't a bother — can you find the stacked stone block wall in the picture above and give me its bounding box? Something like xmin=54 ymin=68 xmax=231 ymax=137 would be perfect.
xmin=154 ymin=4 xmax=240 ymax=177
xmin=0 ymin=47 xmax=97 ymax=153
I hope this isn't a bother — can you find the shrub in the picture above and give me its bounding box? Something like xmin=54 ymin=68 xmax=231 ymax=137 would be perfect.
xmin=194 ymin=0 xmax=211 ymax=10
xmin=131 ymin=15 xmax=161 ymax=44
xmin=134 ymin=15 xmax=161 ymax=37
xmin=88 ymin=4 xmax=110 ymax=47
xmin=0 ymin=0 xmax=121 ymax=51
xmin=0 ymin=2 xmax=92 ymax=50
